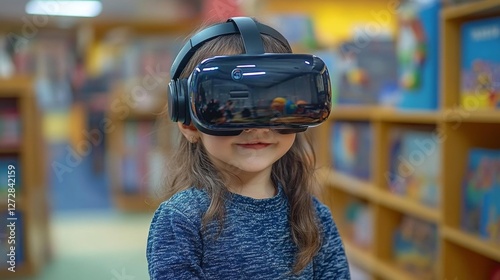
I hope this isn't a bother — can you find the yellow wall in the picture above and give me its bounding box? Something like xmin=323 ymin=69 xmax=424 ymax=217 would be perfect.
xmin=262 ymin=0 xmax=399 ymax=46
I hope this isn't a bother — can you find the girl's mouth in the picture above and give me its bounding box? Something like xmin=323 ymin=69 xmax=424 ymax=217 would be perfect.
xmin=236 ymin=143 xmax=271 ymax=149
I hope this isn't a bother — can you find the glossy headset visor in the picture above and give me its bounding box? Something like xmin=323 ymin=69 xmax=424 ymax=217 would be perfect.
xmin=187 ymin=53 xmax=332 ymax=136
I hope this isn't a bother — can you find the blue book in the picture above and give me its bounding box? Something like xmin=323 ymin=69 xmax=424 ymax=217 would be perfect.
xmin=331 ymin=121 xmax=372 ymax=180
xmin=337 ymin=39 xmax=398 ymax=106
xmin=396 ymin=0 xmax=441 ymax=110
xmin=460 ymin=17 xmax=500 ymax=109
xmin=462 ymin=148 xmax=500 ymax=240
xmin=387 ymin=130 xmax=440 ymax=207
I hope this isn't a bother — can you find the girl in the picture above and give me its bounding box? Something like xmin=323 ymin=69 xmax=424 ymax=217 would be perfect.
xmin=147 ymin=18 xmax=350 ymax=280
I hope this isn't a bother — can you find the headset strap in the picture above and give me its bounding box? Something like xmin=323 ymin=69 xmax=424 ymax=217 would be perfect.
xmin=170 ymin=17 xmax=290 ymax=79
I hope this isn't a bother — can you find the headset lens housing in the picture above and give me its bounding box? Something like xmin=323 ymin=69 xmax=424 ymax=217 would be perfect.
xmin=188 ymin=54 xmax=332 ymax=136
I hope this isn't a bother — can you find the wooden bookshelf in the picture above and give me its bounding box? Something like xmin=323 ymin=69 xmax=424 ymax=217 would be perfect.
xmin=309 ymin=0 xmax=500 ymax=279
xmin=0 ymin=76 xmax=51 ymax=277
xmin=106 ymin=79 xmax=176 ymax=212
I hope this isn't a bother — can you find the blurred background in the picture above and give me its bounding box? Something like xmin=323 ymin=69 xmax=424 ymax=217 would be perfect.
xmin=0 ymin=0 xmax=500 ymax=279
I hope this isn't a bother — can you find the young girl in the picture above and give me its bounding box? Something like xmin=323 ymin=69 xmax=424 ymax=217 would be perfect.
xmin=147 ymin=17 xmax=350 ymax=280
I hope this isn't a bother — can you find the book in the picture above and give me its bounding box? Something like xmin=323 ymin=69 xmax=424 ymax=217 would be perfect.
xmin=344 ymin=199 xmax=373 ymax=249
xmin=0 ymin=99 xmax=21 ymax=148
xmin=336 ymin=39 xmax=398 ymax=106
xmin=396 ymin=0 xmax=441 ymax=110
xmin=460 ymin=17 xmax=500 ymax=110
xmin=331 ymin=121 xmax=372 ymax=180
xmin=461 ymin=148 xmax=500 ymax=243
xmin=387 ymin=129 xmax=440 ymax=208
xmin=393 ymin=215 xmax=438 ymax=279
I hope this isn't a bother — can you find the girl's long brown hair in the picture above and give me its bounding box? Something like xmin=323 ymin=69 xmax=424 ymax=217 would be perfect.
xmin=161 ymin=26 xmax=322 ymax=274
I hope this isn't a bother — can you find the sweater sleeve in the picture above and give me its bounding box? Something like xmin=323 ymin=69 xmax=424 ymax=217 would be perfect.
xmin=146 ymin=201 xmax=205 ymax=280
xmin=313 ymin=203 xmax=351 ymax=280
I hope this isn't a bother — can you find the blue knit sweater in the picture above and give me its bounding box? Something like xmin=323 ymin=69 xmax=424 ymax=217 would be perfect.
xmin=146 ymin=186 xmax=350 ymax=279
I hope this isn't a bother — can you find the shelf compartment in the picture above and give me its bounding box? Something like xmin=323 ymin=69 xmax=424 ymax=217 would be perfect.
xmin=442 ymin=226 xmax=500 ymax=263
xmin=375 ymin=122 xmax=441 ymax=211
xmin=441 ymin=122 xmax=500 ymax=228
xmin=442 ymin=234 xmax=500 ymax=280
xmin=441 ymin=0 xmax=500 ymax=109
xmin=374 ymin=205 xmax=439 ymax=280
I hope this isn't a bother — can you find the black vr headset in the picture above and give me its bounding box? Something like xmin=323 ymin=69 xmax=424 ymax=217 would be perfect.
xmin=168 ymin=17 xmax=332 ymax=136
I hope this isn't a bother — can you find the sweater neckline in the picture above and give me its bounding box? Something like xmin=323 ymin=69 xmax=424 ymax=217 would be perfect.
xmin=227 ymin=184 xmax=287 ymax=213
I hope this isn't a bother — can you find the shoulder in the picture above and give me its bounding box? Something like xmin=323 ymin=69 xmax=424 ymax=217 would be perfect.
xmin=154 ymin=188 xmax=210 ymax=225
xmin=312 ymin=196 xmax=334 ymax=224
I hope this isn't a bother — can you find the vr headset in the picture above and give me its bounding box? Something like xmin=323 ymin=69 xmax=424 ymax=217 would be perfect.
xmin=168 ymin=17 xmax=332 ymax=136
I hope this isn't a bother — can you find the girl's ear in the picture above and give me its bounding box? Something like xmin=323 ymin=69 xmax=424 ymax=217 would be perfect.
xmin=177 ymin=123 xmax=201 ymax=142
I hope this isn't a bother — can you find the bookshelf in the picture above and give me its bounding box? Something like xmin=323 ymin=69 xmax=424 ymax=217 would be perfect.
xmin=0 ymin=76 xmax=51 ymax=277
xmin=311 ymin=1 xmax=500 ymax=279
xmin=106 ymin=78 xmax=177 ymax=212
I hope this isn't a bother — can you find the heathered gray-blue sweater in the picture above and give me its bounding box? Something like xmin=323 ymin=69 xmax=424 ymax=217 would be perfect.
xmin=146 ymin=186 xmax=350 ymax=279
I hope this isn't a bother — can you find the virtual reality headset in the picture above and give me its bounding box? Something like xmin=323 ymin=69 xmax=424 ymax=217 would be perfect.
xmin=168 ymin=17 xmax=332 ymax=136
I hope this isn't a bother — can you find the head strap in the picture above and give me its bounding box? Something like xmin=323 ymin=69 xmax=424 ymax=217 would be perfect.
xmin=170 ymin=17 xmax=290 ymax=79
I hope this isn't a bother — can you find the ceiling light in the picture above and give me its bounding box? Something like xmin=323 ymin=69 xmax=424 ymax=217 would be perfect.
xmin=25 ymin=0 xmax=102 ymax=18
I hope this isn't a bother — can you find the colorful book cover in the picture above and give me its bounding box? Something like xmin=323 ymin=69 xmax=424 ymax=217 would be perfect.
xmin=337 ymin=39 xmax=398 ymax=106
xmin=460 ymin=17 xmax=500 ymax=109
xmin=462 ymin=148 xmax=500 ymax=242
xmin=331 ymin=121 xmax=372 ymax=180
xmin=387 ymin=129 xmax=440 ymax=207
xmin=396 ymin=0 xmax=441 ymax=110
xmin=393 ymin=215 xmax=438 ymax=278
xmin=344 ymin=199 xmax=373 ymax=249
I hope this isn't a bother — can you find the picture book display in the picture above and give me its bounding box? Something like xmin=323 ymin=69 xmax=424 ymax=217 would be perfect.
xmin=330 ymin=121 xmax=372 ymax=181
xmin=396 ymin=0 xmax=441 ymax=110
xmin=460 ymin=17 xmax=500 ymax=110
xmin=343 ymin=199 xmax=373 ymax=249
xmin=393 ymin=215 xmax=438 ymax=279
xmin=387 ymin=129 xmax=440 ymax=208
xmin=461 ymin=148 xmax=500 ymax=244
xmin=336 ymin=39 xmax=398 ymax=106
